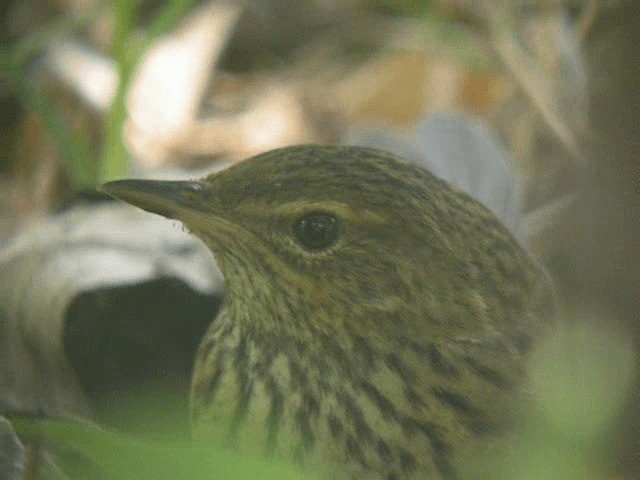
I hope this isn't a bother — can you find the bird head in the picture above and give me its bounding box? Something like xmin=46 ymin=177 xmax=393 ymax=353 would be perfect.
xmin=102 ymin=145 xmax=539 ymax=346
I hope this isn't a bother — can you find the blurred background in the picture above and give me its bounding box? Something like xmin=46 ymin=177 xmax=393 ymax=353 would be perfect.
xmin=1 ymin=0 xmax=638 ymax=479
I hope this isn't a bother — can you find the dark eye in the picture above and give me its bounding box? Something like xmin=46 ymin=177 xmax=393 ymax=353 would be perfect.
xmin=293 ymin=211 xmax=340 ymax=251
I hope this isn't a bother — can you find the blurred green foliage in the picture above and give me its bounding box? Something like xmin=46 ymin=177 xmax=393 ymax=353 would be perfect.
xmin=4 ymin=12 xmax=98 ymax=187
xmin=13 ymin=416 xmax=306 ymax=480
xmin=100 ymin=0 xmax=197 ymax=183
xmin=507 ymin=320 xmax=636 ymax=480
xmin=4 ymin=0 xmax=197 ymax=188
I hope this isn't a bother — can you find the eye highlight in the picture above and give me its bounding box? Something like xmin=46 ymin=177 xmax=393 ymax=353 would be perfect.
xmin=293 ymin=211 xmax=340 ymax=252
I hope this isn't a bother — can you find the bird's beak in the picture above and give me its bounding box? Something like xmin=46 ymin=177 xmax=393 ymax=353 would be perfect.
xmin=100 ymin=179 xmax=208 ymax=221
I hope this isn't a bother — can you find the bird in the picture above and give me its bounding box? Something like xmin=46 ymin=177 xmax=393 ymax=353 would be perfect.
xmin=101 ymin=145 xmax=554 ymax=480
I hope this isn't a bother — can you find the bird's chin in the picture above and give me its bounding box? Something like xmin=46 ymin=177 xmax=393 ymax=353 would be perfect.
xmin=181 ymin=218 xmax=239 ymax=257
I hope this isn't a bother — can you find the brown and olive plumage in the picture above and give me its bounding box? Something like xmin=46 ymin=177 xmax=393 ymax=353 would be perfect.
xmin=102 ymin=145 xmax=554 ymax=479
